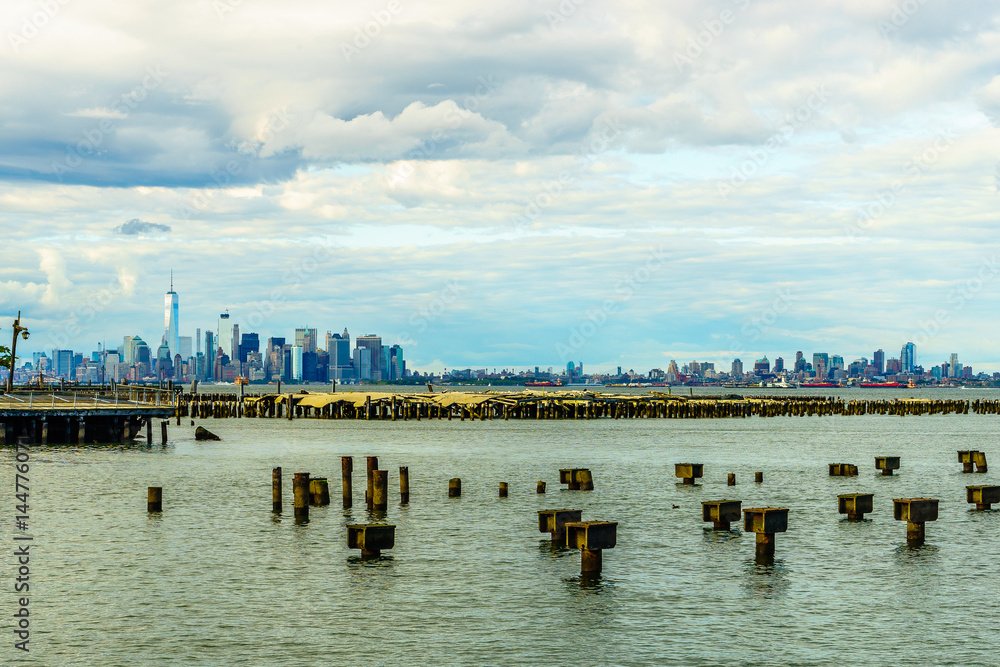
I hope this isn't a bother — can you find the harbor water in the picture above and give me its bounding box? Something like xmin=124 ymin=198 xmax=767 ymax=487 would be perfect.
xmin=6 ymin=388 xmax=1000 ymax=665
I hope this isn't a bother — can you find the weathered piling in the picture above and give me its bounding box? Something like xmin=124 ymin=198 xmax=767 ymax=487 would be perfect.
xmin=347 ymin=523 xmax=395 ymax=558
xmin=973 ymin=451 xmax=988 ymax=473
xmin=560 ymin=468 xmax=594 ymax=491
xmin=448 ymin=478 xmax=461 ymax=497
xmin=366 ymin=456 xmax=378 ymax=509
xmin=147 ymin=486 xmax=162 ymax=512
xmin=145 ymin=418 xmax=152 ymax=444
xmin=728 ymin=473 xmax=736 ymax=486
xmin=293 ymin=472 xmax=310 ymax=521
xmin=743 ymin=507 xmax=788 ymax=558
xmin=538 ymin=508 xmax=583 ymax=543
xmin=893 ymin=498 xmax=938 ymax=543
xmin=838 ymin=493 xmax=873 ymax=520
xmin=272 ymin=467 xmax=282 ymax=513
xmin=310 ymin=477 xmax=330 ymax=506
xmin=703 ymin=500 xmax=741 ymax=530
xmin=566 ymin=521 xmax=617 ymax=574
xmin=755 ymin=471 xmax=764 ymax=484
xmin=160 ymin=420 xmax=167 ymax=445
xmin=341 ymin=456 xmax=353 ymax=508
xmin=675 ymin=463 xmax=704 ymax=485
xmin=967 ymin=485 xmax=1000 ymax=510
xmin=829 ymin=464 xmax=858 ymax=477
xmin=399 ymin=466 xmax=410 ymax=504
xmin=958 ymin=451 xmax=979 ymax=473
xmin=537 ymin=481 xmax=546 ymax=494
xmin=371 ymin=470 xmax=388 ymax=511
xmin=876 ymin=456 xmax=900 ymax=476
xmin=499 ymin=482 xmax=508 ymax=497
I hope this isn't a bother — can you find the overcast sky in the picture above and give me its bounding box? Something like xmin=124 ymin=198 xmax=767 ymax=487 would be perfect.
xmin=2 ymin=0 xmax=1000 ymax=373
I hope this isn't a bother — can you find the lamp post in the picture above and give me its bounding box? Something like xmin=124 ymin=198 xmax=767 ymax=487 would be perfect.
xmin=6 ymin=311 xmax=30 ymax=393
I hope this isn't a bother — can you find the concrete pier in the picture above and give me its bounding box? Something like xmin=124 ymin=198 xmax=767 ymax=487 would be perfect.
xmin=967 ymin=485 xmax=1000 ymax=510
xmin=838 ymin=493 xmax=873 ymax=520
xmin=565 ymin=521 xmax=617 ymax=575
xmin=893 ymin=498 xmax=938 ymax=544
xmin=538 ymin=509 xmax=582 ymax=544
xmin=347 ymin=524 xmax=395 ymax=558
xmin=876 ymin=456 xmax=900 ymax=476
xmin=702 ymin=500 xmax=741 ymax=530
xmin=743 ymin=507 xmax=788 ymax=558
xmin=675 ymin=463 xmax=704 ymax=485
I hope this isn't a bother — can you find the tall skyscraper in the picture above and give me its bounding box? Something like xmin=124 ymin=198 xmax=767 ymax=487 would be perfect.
xmin=164 ymin=271 xmax=179 ymax=356
xmin=900 ymin=342 xmax=916 ymax=373
xmin=218 ymin=312 xmax=231 ymax=361
xmin=355 ymin=334 xmax=382 ymax=381
xmin=873 ymin=349 xmax=885 ymax=374
xmin=231 ymin=323 xmax=240 ymax=362
xmin=949 ymin=353 xmax=960 ymax=378
xmin=295 ymin=327 xmax=318 ymax=353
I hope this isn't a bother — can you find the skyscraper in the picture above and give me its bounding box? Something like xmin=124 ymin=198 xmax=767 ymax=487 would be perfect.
xmin=900 ymin=342 xmax=915 ymax=374
xmin=949 ymin=353 xmax=960 ymax=378
xmin=295 ymin=327 xmax=318 ymax=353
xmin=873 ymin=349 xmax=885 ymax=374
xmin=218 ymin=312 xmax=231 ymax=362
xmin=164 ymin=271 xmax=179 ymax=356
xmin=355 ymin=334 xmax=383 ymax=381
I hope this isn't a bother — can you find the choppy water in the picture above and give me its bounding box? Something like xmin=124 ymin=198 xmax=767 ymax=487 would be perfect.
xmin=5 ymin=388 xmax=1000 ymax=665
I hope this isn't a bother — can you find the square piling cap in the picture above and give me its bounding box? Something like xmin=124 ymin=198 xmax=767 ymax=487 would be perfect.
xmin=875 ymin=456 xmax=901 ymax=470
xmin=958 ymin=450 xmax=980 ymax=463
xmin=565 ymin=520 xmax=618 ymax=550
xmin=838 ymin=493 xmax=874 ymax=514
xmin=347 ymin=523 xmax=396 ymax=551
xmin=892 ymin=498 xmax=938 ymax=523
xmin=559 ymin=469 xmax=584 ymax=483
xmin=538 ymin=508 xmax=583 ymax=533
xmin=674 ymin=463 xmax=704 ymax=479
xmin=702 ymin=499 xmax=742 ymax=523
xmin=967 ymin=485 xmax=1000 ymax=504
xmin=743 ymin=507 xmax=789 ymax=534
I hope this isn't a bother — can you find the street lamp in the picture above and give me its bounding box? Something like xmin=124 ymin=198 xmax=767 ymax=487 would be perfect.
xmin=6 ymin=311 xmax=29 ymax=393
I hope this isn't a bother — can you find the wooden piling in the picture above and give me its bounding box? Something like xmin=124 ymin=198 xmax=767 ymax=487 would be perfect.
xmin=372 ymin=470 xmax=388 ymax=510
xmin=272 ymin=467 xmax=282 ymax=513
xmin=449 ymin=478 xmax=461 ymax=497
xmin=147 ymin=486 xmax=162 ymax=512
xmin=310 ymin=477 xmax=330 ymax=506
xmin=728 ymin=473 xmax=736 ymax=486
xmin=342 ymin=456 xmax=353 ymax=508
xmin=366 ymin=456 xmax=378 ymax=509
xmin=499 ymin=482 xmax=508 ymax=497
xmin=755 ymin=472 xmax=763 ymax=484
xmin=293 ymin=472 xmax=310 ymax=520
xmin=399 ymin=466 xmax=410 ymax=504
xmin=537 ymin=481 xmax=546 ymax=494
xmin=160 ymin=420 xmax=167 ymax=445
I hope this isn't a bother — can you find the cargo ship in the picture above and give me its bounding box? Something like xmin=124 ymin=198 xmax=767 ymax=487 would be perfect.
xmin=860 ymin=381 xmax=905 ymax=388
xmin=524 ymin=380 xmax=563 ymax=387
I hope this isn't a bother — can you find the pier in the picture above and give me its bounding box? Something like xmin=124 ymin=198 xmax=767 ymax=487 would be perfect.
xmin=0 ymin=387 xmax=175 ymax=444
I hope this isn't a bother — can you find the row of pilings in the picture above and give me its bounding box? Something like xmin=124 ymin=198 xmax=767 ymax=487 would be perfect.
xmin=159 ymin=390 xmax=1000 ymax=421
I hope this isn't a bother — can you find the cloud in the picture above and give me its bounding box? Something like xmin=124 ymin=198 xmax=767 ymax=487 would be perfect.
xmin=112 ymin=218 xmax=171 ymax=235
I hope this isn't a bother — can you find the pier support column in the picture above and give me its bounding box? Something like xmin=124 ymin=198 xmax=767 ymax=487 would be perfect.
xmin=146 ymin=418 xmax=152 ymax=444
xmin=293 ymin=473 xmax=310 ymax=522
xmin=449 ymin=478 xmax=461 ymax=497
xmin=147 ymin=487 xmax=162 ymax=512
xmin=342 ymin=456 xmax=353 ymax=508
xmin=399 ymin=466 xmax=410 ymax=504
xmin=372 ymin=470 xmax=388 ymax=511
xmin=366 ymin=456 xmax=378 ymax=509
xmin=77 ymin=419 xmax=86 ymax=444
xmin=272 ymin=467 xmax=283 ymax=513
xmin=40 ymin=420 xmax=48 ymax=444
xmin=499 ymin=482 xmax=508 ymax=497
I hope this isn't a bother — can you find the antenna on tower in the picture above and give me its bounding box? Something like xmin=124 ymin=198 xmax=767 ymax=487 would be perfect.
xmin=170 ymin=268 xmax=173 ymax=291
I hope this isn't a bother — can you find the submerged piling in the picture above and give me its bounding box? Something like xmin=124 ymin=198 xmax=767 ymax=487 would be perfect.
xmin=399 ymin=466 xmax=410 ymax=504
xmin=147 ymin=486 xmax=162 ymax=512
xmin=272 ymin=466 xmax=282 ymax=513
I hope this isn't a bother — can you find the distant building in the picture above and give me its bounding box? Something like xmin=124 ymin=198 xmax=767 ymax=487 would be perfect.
xmin=295 ymin=328 xmax=318 ymax=354
xmin=753 ymin=356 xmax=770 ymax=375
xmin=873 ymin=349 xmax=884 ymax=374
xmin=949 ymin=353 xmax=960 ymax=378
xmin=164 ymin=273 xmax=179 ymax=358
xmin=900 ymin=342 xmax=916 ymax=374
xmin=731 ymin=358 xmax=743 ymax=376
xmin=218 ymin=312 xmax=231 ymax=365
xmin=355 ymin=334 xmax=382 ymax=381
xmin=773 ymin=357 xmax=784 ymax=373
xmin=291 ymin=346 xmax=303 ymax=381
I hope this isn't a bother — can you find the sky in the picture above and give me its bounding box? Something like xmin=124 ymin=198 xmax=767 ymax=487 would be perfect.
xmin=2 ymin=0 xmax=1000 ymax=373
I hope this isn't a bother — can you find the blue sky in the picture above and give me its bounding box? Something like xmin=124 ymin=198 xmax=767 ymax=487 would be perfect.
xmin=2 ymin=0 xmax=1000 ymax=373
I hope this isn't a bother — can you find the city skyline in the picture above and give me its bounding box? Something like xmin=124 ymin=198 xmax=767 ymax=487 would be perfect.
xmin=4 ymin=3 xmax=1000 ymax=373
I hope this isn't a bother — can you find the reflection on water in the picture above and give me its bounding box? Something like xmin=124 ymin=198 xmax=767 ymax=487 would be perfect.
xmin=892 ymin=542 xmax=940 ymax=565
xmin=537 ymin=539 xmax=574 ymax=560
xmin=742 ymin=558 xmax=790 ymax=599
